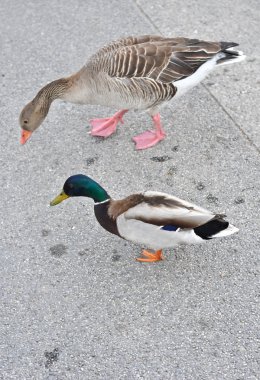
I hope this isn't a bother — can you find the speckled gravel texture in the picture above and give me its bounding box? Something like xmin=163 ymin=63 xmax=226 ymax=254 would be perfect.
xmin=0 ymin=0 xmax=259 ymax=379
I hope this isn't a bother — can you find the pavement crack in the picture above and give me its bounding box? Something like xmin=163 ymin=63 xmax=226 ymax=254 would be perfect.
xmin=132 ymin=0 xmax=259 ymax=155
xmin=203 ymin=83 xmax=260 ymax=154
xmin=132 ymin=0 xmax=162 ymax=34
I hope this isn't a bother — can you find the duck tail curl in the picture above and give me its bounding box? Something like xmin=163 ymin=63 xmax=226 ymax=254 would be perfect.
xmin=194 ymin=217 xmax=239 ymax=240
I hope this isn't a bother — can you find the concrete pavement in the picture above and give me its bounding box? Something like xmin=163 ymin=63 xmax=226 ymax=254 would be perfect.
xmin=0 ymin=0 xmax=259 ymax=379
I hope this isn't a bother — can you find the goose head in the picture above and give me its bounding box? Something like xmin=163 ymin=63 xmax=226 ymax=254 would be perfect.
xmin=19 ymin=99 xmax=49 ymax=144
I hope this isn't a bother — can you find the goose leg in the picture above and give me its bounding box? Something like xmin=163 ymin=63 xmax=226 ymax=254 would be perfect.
xmin=136 ymin=249 xmax=164 ymax=262
xmin=132 ymin=114 xmax=166 ymax=150
xmin=89 ymin=109 xmax=128 ymax=137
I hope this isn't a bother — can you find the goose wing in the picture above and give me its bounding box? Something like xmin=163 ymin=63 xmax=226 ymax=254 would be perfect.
xmin=87 ymin=35 xmax=231 ymax=83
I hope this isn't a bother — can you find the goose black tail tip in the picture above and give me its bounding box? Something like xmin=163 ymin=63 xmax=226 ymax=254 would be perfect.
xmin=220 ymin=41 xmax=239 ymax=51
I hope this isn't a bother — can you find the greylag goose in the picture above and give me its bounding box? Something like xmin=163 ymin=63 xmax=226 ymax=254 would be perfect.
xmin=50 ymin=174 xmax=239 ymax=262
xmin=20 ymin=35 xmax=245 ymax=149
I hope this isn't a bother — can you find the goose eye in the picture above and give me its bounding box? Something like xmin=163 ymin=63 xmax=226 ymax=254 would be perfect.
xmin=24 ymin=120 xmax=28 ymax=124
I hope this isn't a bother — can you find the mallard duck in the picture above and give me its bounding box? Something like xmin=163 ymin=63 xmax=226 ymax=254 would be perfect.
xmin=20 ymin=35 xmax=245 ymax=149
xmin=50 ymin=174 xmax=238 ymax=262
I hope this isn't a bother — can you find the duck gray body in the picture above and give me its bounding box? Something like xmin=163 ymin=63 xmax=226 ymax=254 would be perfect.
xmin=50 ymin=175 xmax=239 ymax=262
xmin=94 ymin=191 xmax=238 ymax=251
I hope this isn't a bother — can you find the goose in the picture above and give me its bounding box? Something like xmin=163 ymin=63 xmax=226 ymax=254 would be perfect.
xmin=50 ymin=174 xmax=239 ymax=262
xmin=20 ymin=35 xmax=245 ymax=149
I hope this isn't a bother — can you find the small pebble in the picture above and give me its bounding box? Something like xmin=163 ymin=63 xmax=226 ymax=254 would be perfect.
xmin=112 ymin=254 xmax=121 ymax=262
xmin=234 ymin=197 xmax=245 ymax=204
xmin=196 ymin=182 xmax=205 ymax=191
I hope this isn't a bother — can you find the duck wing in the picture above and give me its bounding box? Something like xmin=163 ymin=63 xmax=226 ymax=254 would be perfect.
xmin=123 ymin=191 xmax=218 ymax=229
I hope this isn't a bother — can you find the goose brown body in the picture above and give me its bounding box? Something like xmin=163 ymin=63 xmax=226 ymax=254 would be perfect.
xmin=20 ymin=34 xmax=245 ymax=147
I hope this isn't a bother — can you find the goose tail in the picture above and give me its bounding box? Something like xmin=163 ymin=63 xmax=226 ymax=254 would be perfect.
xmin=217 ymin=42 xmax=246 ymax=66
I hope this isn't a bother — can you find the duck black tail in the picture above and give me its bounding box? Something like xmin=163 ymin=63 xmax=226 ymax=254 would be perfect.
xmin=217 ymin=42 xmax=246 ymax=65
xmin=194 ymin=217 xmax=238 ymax=240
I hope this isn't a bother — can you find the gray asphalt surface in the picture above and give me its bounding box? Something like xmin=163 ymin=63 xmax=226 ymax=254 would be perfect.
xmin=1 ymin=0 xmax=259 ymax=379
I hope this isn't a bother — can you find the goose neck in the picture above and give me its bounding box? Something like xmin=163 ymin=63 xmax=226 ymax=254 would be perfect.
xmin=35 ymin=78 xmax=72 ymax=106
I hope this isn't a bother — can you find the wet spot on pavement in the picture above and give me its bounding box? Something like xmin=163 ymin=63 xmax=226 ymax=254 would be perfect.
xmin=86 ymin=157 xmax=98 ymax=166
xmin=44 ymin=348 xmax=60 ymax=368
xmin=50 ymin=244 xmax=67 ymax=257
xmin=42 ymin=229 xmax=50 ymax=237
xmin=206 ymin=194 xmax=218 ymax=204
xmin=150 ymin=155 xmax=172 ymax=162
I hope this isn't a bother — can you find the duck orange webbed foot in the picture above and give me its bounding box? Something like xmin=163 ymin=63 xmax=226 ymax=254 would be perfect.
xmin=136 ymin=249 xmax=164 ymax=262
xmin=89 ymin=109 xmax=128 ymax=137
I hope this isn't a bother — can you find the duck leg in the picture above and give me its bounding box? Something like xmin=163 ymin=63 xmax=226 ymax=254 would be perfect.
xmin=136 ymin=249 xmax=164 ymax=262
xmin=89 ymin=109 xmax=128 ymax=137
xmin=132 ymin=114 xmax=166 ymax=150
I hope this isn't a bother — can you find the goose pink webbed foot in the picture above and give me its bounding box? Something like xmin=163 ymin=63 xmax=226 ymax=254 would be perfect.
xmin=132 ymin=114 xmax=166 ymax=149
xmin=89 ymin=110 xmax=128 ymax=137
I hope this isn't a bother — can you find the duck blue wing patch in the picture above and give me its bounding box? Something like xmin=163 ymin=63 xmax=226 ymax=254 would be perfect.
xmin=161 ymin=224 xmax=178 ymax=231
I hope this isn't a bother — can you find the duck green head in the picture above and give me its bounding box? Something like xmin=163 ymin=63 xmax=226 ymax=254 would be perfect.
xmin=50 ymin=174 xmax=110 ymax=206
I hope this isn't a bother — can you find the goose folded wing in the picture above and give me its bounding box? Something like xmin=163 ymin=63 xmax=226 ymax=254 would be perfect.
xmin=88 ymin=36 xmax=224 ymax=83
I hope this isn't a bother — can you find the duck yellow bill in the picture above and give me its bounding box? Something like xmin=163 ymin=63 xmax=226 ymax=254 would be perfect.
xmin=50 ymin=190 xmax=69 ymax=206
xmin=20 ymin=130 xmax=32 ymax=145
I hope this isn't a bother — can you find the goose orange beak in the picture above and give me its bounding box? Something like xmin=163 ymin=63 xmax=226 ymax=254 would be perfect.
xmin=20 ymin=130 xmax=32 ymax=145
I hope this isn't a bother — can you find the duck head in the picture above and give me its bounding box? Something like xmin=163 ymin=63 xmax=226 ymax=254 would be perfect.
xmin=50 ymin=174 xmax=110 ymax=206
